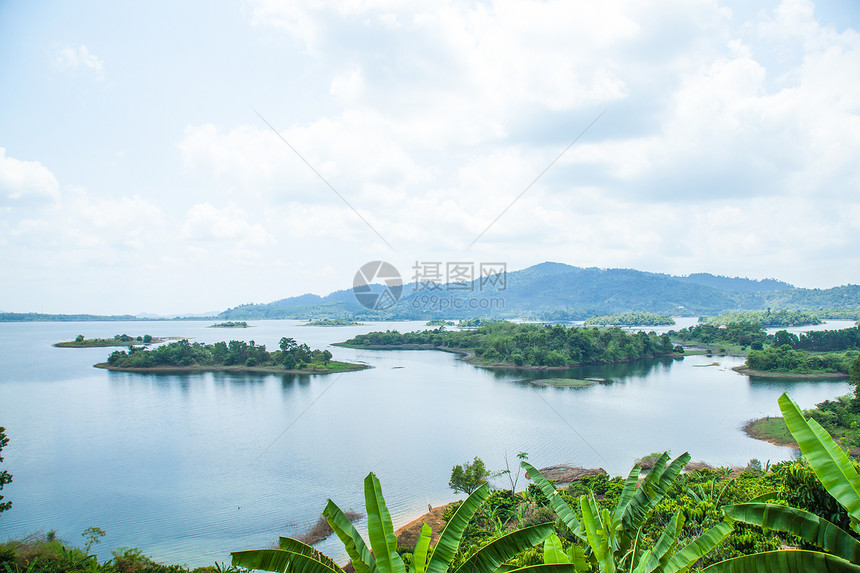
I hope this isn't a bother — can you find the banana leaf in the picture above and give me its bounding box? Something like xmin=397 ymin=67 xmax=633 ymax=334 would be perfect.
xmin=426 ymin=483 xmax=490 ymax=573
xmin=364 ymin=473 xmax=405 ymax=573
xmin=724 ymin=503 xmax=860 ymax=563
xmin=453 ymin=524 xmax=554 ymax=573
xmin=663 ymin=521 xmax=733 ymax=573
xmin=632 ymin=511 xmax=683 ymax=573
xmin=231 ymin=549 xmax=343 ymax=573
xmin=521 ymin=462 xmax=585 ymax=541
xmin=277 ymin=538 xmax=344 ymax=573
xmin=323 ymin=499 xmax=378 ymax=573
xmin=778 ymin=393 xmax=860 ymax=521
xmin=544 ymin=534 xmax=570 ymax=565
xmin=504 ymin=565 xmax=578 ymax=573
xmin=413 ymin=524 xmax=433 ymax=573
xmin=581 ymin=495 xmax=614 ymax=573
xmin=703 ymin=549 xmax=860 ymax=572
xmin=619 ymin=453 xmax=690 ymax=552
xmin=613 ymin=465 xmax=643 ymax=523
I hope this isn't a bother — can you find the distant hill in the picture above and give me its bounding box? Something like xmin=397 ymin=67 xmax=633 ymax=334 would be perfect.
xmin=217 ymin=262 xmax=860 ymax=320
xmin=674 ymin=273 xmax=793 ymax=293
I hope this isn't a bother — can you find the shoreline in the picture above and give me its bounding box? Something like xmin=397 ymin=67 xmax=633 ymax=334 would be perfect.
xmin=732 ymin=365 xmax=849 ymax=379
xmin=334 ymin=342 xmax=680 ymax=370
xmin=93 ymin=361 xmax=370 ymax=375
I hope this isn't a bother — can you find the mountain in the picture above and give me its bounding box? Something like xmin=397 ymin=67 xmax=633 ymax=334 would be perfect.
xmin=216 ymin=262 xmax=860 ymax=320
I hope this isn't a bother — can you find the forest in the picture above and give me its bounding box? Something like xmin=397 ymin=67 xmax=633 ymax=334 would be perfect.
xmin=583 ymin=312 xmax=675 ymax=326
xmin=339 ymin=322 xmax=676 ymax=367
xmin=103 ymin=337 xmax=347 ymax=371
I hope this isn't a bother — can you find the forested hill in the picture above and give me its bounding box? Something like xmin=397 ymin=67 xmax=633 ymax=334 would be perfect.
xmin=217 ymin=262 xmax=860 ymax=320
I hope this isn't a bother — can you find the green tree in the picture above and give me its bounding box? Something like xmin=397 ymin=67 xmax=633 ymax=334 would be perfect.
xmin=0 ymin=426 xmax=11 ymax=514
xmin=450 ymin=457 xmax=489 ymax=495
xmin=524 ymin=454 xmax=732 ymax=573
xmin=233 ymin=473 xmax=556 ymax=573
xmin=705 ymin=393 xmax=860 ymax=572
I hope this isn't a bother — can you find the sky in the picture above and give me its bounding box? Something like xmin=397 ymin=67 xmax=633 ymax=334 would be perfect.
xmin=1 ymin=0 xmax=859 ymax=315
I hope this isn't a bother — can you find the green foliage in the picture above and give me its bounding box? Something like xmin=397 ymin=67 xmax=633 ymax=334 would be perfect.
xmin=105 ymin=338 xmax=344 ymax=372
xmin=745 ymin=347 xmax=857 ymax=374
xmin=0 ymin=530 xmax=227 ymax=573
xmin=705 ymin=310 xmax=822 ymax=328
xmin=0 ymin=427 xmax=11 ymax=514
xmin=450 ymin=458 xmax=490 ymax=495
xmin=342 ymin=323 xmax=676 ymax=367
xmin=584 ymin=313 xmax=675 ymax=327
xmin=523 ymin=454 xmax=733 ymax=573
xmin=669 ymin=323 xmax=766 ymax=348
xmin=235 ymin=473 xmax=553 ymax=573
xmin=706 ymin=393 xmax=860 ymax=571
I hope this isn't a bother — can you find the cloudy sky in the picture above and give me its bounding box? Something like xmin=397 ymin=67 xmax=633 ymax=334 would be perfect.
xmin=1 ymin=0 xmax=859 ymax=315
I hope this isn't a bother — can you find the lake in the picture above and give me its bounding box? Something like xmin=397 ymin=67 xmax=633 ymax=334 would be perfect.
xmin=0 ymin=319 xmax=852 ymax=566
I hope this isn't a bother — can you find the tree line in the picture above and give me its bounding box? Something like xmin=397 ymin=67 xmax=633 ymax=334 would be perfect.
xmin=106 ymin=337 xmax=332 ymax=369
xmin=342 ymin=322 xmax=676 ymax=367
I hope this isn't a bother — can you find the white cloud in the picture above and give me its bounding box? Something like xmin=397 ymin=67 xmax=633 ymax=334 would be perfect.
xmin=0 ymin=148 xmax=61 ymax=206
xmin=55 ymin=45 xmax=105 ymax=80
xmin=181 ymin=202 xmax=274 ymax=247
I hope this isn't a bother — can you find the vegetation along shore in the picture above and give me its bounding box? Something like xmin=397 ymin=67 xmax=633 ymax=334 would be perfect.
xmin=54 ymin=334 xmax=178 ymax=348
xmin=337 ymin=322 xmax=679 ymax=368
xmin=96 ymin=337 xmax=366 ymax=374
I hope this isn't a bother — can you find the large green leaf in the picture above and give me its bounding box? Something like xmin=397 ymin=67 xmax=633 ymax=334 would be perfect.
xmin=613 ymin=465 xmax=643 ymax=523
xmin=703 ymin=549 xmax=860 ymax=572
xmin=453 ymin=524 xmax=554 ymax=573
xmin=663 ymin=521 xmax=733 ymax=573
xmin=231 ymin=549 xmax=343 ymax=573
xmin=619 ymin=453 xmax=690 ymax=553
xmin=364 ymin=473 xmax=405 ymax=573
xmin=323 ymin=499 xmax=377 ymax=573
xmin=521 ymin=462 xmax=584 ymax=541
xmin=426 ymin=483 xmax=490 ymax=573
xmin=724 ymin=503 xmax=860 ymax=563
xmin=413 ymin=524 xmax=433 ymax=573
xmin=581 ymin=495 xmax=614 ymax=573
xmin=504 ymin=565 xmax=578 ymax=573
xmin=544 ymin=534 xmax=570 ymax=565
xmin=277 ymin=538 xmax=343 ymax=573
xmin=631 ymin=511 xmax=683 ymax=573
xmin=778 ymin=393 xmax=860 ymax=521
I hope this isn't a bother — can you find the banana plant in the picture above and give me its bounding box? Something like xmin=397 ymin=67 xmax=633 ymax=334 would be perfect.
xmin=704 ymin=393 xmax=860 ymax=572
xmin=524 ymin=454 xmax=732 ymax=573
xmin=233 ymin=472 xmax=565 ymax=573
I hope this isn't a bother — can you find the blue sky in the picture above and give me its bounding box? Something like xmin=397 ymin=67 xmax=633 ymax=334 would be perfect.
xmin=1 ymin=0 xmax=859 ymax=315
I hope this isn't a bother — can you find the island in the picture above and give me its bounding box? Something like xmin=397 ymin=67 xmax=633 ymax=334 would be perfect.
xmin=336 ymin=322 xmax=677 ymax=369
xmin=703 ymin=309 xmax=822 ymax=328
xmin=583 ymin=312 xmax=675 ymax=327
xmin=425 ymin=319 xmax=455 ymax=326
xmin=54 ymin=334 xmax=175 ymax=348
xmin=209 ymin=321 xmax=249 ymax=328
xmin=745 ymin=354 xmax=860 ymax=451
xmin=302 ymin=319 xmax=363 ymax=326
xmin=96 ymin=337 xmax=367 ymax=374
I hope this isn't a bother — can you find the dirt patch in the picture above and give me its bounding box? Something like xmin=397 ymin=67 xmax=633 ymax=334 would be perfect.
xmin=531 ymin=465 xmax=607 ymax=484
xmin=297 ymin=511 xmax=362 ymax=546
xmin=394 ymin=504 xmax=453 ymax=550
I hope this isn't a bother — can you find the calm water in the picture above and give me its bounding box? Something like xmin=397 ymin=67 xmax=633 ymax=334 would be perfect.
xmin=0 ymin=320 xmax=852 ymax=566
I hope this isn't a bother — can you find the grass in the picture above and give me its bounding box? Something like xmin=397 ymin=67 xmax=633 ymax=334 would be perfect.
xmin=744 ymin=416 xmax=796 ymax=446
